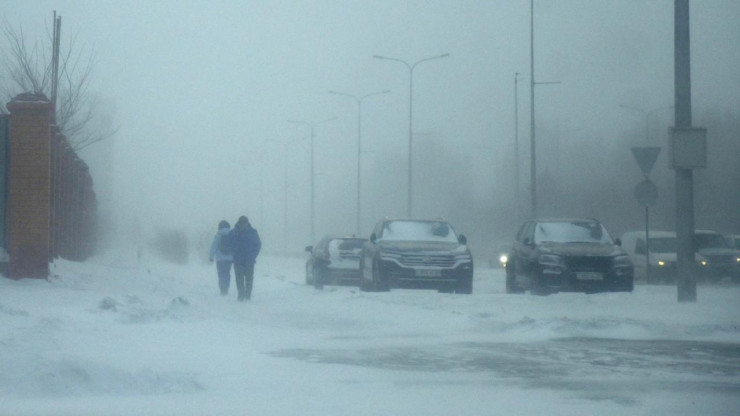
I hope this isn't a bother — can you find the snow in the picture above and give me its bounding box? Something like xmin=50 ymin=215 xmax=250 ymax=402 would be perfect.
xmin=1 ymin=251 xmax=739 ymax=415
xmin=380 ymin=220 xmax=459 ymax=243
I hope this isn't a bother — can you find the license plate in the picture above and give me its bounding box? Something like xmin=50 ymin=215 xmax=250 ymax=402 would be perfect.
xmin=416 ymin=269 xmax=441 ymax=277
xmin=576 ymin=272 xmax=603 ymax=281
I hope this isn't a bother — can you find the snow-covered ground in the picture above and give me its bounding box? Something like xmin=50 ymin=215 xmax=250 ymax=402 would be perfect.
xmin=1 ymin=252 xmax=739 ymax=415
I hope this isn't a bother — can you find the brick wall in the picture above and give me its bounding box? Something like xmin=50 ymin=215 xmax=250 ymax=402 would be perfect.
xmin=6 ymin=93 xmax=52 ymax=279
xmin=3 ymin=92 xmax=98 ymax=279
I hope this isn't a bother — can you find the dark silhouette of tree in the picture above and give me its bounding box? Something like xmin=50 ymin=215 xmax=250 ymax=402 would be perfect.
xmin=0 ymin=19 xmax=115 ymax=151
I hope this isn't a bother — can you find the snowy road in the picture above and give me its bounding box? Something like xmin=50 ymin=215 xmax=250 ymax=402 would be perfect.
xmin=2 ymin=254 xmax=740 ymax=415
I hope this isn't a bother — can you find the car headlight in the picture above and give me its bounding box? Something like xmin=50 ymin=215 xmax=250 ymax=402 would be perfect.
xmin=454 ymin=252 xmax=473 ymax=263
xmin=538 ymin=254 xmax=563 ymax=266
xmin=499 ymin=254 xmax=508 ymax=265
xmin=379 ymin=249 xmax=402 ymax=261
xmin=657 ymin=260 xmax=665 ymax=267
xmin=613 ymin=255 xmax=632 ymax=268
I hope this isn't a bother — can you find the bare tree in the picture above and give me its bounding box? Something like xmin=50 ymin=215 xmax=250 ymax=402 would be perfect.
xmin=1 ymin=18 xmax=115 ymax=151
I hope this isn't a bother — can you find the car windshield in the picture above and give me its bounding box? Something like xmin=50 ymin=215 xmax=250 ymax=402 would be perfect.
xmin=334 ymin=239 xmax=365 ymax=251
xmin=694 ymin=233 xmax=729 ymax=249
xmin=534 ymin=221 xmax=613 ymax=244
xmin=649 ymin=237 xmax=677 ymax=253
xmin=381 ymin=221 xmax=458 ymax=243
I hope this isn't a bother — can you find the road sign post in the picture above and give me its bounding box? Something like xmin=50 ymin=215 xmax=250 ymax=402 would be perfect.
xmin=632 ymin=147 xmax=661 ymax=284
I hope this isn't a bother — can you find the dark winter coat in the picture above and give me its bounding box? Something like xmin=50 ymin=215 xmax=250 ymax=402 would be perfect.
xmin=229 ymin=225 xmax=262 ymax=266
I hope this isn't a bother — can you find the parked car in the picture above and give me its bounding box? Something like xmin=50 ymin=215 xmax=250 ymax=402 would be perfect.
xmin=360 ymin=218 xmax=473 ymax=294
xmin=305 ymin=236 xmax=366 ymax=289
xmin=506 ymin=218 xmax=633 ymax=295
xmin=621 ymin=230 xmax=680 ymax=283
xmin=693 ymin=230 xmax=740 ymax=283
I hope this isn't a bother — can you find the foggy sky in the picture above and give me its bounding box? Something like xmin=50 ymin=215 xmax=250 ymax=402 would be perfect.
xmin=3 ymin=0 xmax=739 ymax=254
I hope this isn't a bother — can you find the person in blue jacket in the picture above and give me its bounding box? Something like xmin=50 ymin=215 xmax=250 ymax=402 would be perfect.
xmin=229 ymin=215 xmax=262 ymax=301
xmin=209 ymin=220 xmax=233 ymax=295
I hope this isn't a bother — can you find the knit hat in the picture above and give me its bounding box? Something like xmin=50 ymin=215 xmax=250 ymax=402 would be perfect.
xmin=218 ymin=220 xmax=230 ymax=229
xmin=237 ymin=216 xmax=249 ymax=225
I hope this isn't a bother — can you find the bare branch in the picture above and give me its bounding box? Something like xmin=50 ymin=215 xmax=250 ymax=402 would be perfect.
xmin=1 ymin=19 xmax=114 ymax=149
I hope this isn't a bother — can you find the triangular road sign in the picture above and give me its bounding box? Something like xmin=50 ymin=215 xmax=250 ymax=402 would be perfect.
xmin=631 ymin=147 xmax=661 ymax=177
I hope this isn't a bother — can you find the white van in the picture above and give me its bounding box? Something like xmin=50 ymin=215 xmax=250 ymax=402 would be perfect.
xmin=620 ymin=231 xmax=679 ymax=283
xmin=723 ymin=234 xmax=740 ymax=250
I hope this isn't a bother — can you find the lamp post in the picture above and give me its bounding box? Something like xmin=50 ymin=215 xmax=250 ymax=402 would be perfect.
xmin=288 ymin=117 xmax=336 ymax=244
xmin=267 ymin=138 xmax=303 ymax=254
xmin=328 ymin=89 xmax=390 ymax=235
xmin=373 ymin=53 xmax=449 ymax=217
xmin=529 ymin=0 xmax=560 ymax=219
xmin=619 ymin=104 xmax=675 ymax=142
xmin=514 ymin=72 xmax=521 ymax=226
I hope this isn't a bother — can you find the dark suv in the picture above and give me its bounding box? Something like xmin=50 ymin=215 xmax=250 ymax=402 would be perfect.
xmin=506 ymin=218 xmax=633 ymax=295
xmin=694 ymin=230 xmax=740 ymax=283
xmin=360 ymin=219 xmax=473 ymax=294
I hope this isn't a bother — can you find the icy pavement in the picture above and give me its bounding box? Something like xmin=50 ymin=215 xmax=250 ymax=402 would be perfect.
xmin=1 ymin=254 xmax=739 ymax=415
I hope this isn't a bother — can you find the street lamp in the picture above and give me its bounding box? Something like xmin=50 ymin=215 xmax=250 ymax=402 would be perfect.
xmin=267 ymin=138 xmax=303 ymax=254
xmin=373 ymin=53 xmax=449 ymax=217
xmin=288 ymin=117 xmax=336 ymax=244
xmin=328 ymin=89 xmax=390 ymax=235
xmin=530 ymin=0 xmax=560 ymax=219
xmin=619 ymin=104 xmax=674 ymax=142
xmin=514 ymin=72 xmax=521 ymax=226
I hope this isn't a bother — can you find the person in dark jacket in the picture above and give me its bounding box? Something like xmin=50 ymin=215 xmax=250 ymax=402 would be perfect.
xmin=209 ymin=220 xmax=233 ymax=295
xmin=229 ymin=215 xmax=262 ymax=301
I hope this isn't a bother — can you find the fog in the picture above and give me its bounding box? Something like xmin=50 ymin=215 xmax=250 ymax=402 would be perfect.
xmin=4 ymin=0 xmax=739 ymax=257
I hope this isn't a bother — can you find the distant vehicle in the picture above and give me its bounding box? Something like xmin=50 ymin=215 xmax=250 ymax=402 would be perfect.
xmin=360 ymin=218 xmax=473 ymax=294
xmin=488 ymin=243 xmax=511 ymax=268
xmin=693 ymin=230 xmax=740 ymax=283
xmin=506 ymin=218 xmax=633 ymax=295
xmin=621 ymin=231 xmax=680 ymax=283
xmin=725 ymin=234 xmax=740 ymax=250
xmin=305 ymin=236 xmax=366 ymax=289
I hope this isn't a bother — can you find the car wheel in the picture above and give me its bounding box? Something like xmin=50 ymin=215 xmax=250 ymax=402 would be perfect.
xmin=530 ymin=269 xmax=550 ymax=296
xmin=373 ymin=260 xmax=390 ymax=292
xmin=360 ymin=277 xmax=373 ymax=292
xmin=505 ymin=262 xmax=524 ymax=294
xmin=711 ymin=274 xmax=725 ymax=284
xmin=313 ymin=266 xmax=325 ymax=290
xmin=438 ymin=285 xmax=454 ymax=294
xmin=455 ymin=276 xmax=473 ymax=294
xmin=359 ymin=260 xmax=373 ymax=292
xmin=359 ymin=274 xmax=370 ymax=291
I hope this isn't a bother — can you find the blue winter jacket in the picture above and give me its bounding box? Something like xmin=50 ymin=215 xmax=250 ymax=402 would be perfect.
xmin=209 ymin=228 xmax=234 ymax=262
xmin=229 ymin=225 xmax=262 ymax=266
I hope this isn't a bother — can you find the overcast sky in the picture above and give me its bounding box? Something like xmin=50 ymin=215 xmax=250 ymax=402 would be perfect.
xmin=3 ymin=0 xmax=739 ymax=253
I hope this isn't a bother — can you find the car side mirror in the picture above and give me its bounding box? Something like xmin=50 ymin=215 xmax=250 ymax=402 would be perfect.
xmin=305 ymin=245 xmax=313 ymax=252
xmin=615 ymin=238 xmax=622 ymax=247
xmin=370 ymin=233 xmax=377 ymax=243
xmin=458 ymin=234 xmax=467 ymax=245
xmin=523 ymin=237 xmax=532 ymax=246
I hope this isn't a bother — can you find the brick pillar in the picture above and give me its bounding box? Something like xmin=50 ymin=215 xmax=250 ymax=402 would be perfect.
xmin=6 ymin=93 xmax=52 ymax=279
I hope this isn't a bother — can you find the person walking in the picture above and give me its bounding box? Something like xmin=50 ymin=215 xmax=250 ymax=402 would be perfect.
xmin=229 ymin=216 xmax=262 ymax=301
xmin=209 ymin=220 xmax=233 ymax=295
